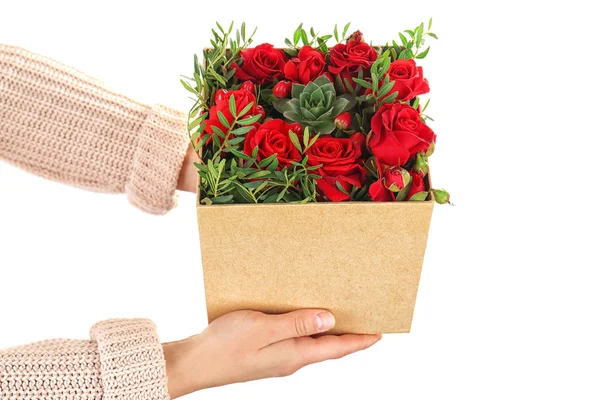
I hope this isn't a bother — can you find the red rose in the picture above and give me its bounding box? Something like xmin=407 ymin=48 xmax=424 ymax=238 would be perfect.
xmin=205 ymin=89 xmax=259 ymax=142
xmin=284 ymin=46 xmax=327 ymax=84
xmin=306 ymin=136 xmax=365 ymax=202
xmin=328 ymin=36 xmax=377 ymax=92
xmin=369 ymin=166 xmax=410 ymax=202
xmin=232 ymin=43 xmax=286 ymax=84
xmin=273 ymin=80 xmax=293 ymax=98
xmin=386 ymin=59 xmax=430 ymax=101
xmin=407 ymin=171 xmax=427 ymax=200
xmin=244 ymin=119 xmax=301 ymax=168
xmin=369 ymin=103 xmax=436 ymax=166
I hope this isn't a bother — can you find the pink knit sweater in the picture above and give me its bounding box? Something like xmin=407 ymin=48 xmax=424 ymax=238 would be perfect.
xmin=0 ymin=45 xmax=184 ymax=398
xmin=0 ymin=44 xmax=190 ymax=214
xmin=0 ymin=319 xmax=170 ymax=399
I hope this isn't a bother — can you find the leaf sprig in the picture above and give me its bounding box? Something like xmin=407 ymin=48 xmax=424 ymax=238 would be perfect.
xmin=388 ymin=18 xmax=437 ymax=60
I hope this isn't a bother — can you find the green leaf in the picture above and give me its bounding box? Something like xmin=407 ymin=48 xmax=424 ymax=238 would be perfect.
xmin=399 ymin=49 xmax=414 ymax=59
xmin=241 ymin=22 xmax=246 ymax=41
xmin=426 ymin=32 xmax=438 ymax=39
xmin=382 ymin=91 xmax=399 ymax=104
xmin=289 ymin=130 xmax=302 ymax=152
xmin=343 ymin=78 xmax=356 ymax=95
xmin=248 ymin=170 xmax=271 ymax=179
xmin=212 ymin=126 xmax=226 ymax=139
xmin=422 ymin=98 xmax=431 ymax=113
xmin=217 ymin=111 xmax=231 ymax=129
xmin=212 ymin=195 xmax=233 ymax=204
xmin=399 ymin=32 xmax=409 ymax=47
xmin=216 ymin=22 xmax=225 ymax=34
xmin=238 ymin=114 xmax=262 ymax=125
xmin=259 ymin=153 xmax=278 ymax=168
xmin=335 ymin=181 xmax=350 ymax=195
xmin=342 ymin=22 xmax=351 ymax=39
xmin=416 ymin=23 xmax=424 ymax=47
xmin=415 ymin=46 xmax=430 ymax=59
xmin=227 ymin=137 xmax=245 ymax=145
xmin=428 ymin=17 xmax=433 ymax=31
xmin=266 ymin=157 xmax=279 ymax=172
xmin=195 ymin=133 xmax=210 ymax=151
xmin=229 ymin=94 xmax=237 ymax=117
xmin=193 ymin=53 xmax=200 ymax=75
xmin=252 ymin=146 xmax=259 ymax=159
xmin=353 ymin=78 xmax=372 ymax=90
xmin=238 ymin=102 xmax=254 ymax=118
xmin=231 ymin=148 xmax=251 ymax=160
xmin=409 ymin=191 xmax=429 ymax=201
xmin=301 ymin=30 xmax=309 ymax=45
xmin=293 ymin=29 xmax=301 ymax=46
xmin=413 ymin=97 xmax=421 ymax=110
xmin=188 ymin=116 xmax=203 ymax=130
xmin=306 ymin=133 xmax=320 ymax=151
xmin=181 ymin=79 xmax=197 ymax=95
xmin=377 ymin=81 xmax=395 ymax=98
xmin=232 ymin=126 xmax=255 ymax=136
xmin=334 ymin=23 xmax=339 ymax=42
xmin=303 ymin=127 xmax=310 ymax=147
xmin=276 ymin=188 xmax=288 ymax=202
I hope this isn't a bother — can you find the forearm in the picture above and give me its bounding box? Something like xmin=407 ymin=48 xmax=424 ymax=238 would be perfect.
xmin=0 ymin=44 xmax=191 ymax=214
xmin=0 ymin=319 xmax=170 ymax=400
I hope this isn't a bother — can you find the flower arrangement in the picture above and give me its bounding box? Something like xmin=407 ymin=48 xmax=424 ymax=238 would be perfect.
xmin=182 ymin=20 xmax=449 ymax=205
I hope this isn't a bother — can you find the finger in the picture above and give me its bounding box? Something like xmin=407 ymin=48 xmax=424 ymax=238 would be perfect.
xmin=260 ymin=334 xmax=381 ymax=373
xmin=260 ymin=309 xmax=336 ymax=345
xmin=294 ymin=334 xmax=382 ymax=365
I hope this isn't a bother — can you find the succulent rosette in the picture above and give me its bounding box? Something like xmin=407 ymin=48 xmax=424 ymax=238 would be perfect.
xmin=273 ymin=75 xmax=356 ymax=135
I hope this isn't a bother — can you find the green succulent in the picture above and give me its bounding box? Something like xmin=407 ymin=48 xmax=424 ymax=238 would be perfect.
xmin=273 ymin=75 xmax=356 ymax=134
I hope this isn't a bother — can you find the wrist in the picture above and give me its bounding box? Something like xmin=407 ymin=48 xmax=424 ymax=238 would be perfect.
xmin=177 ymin=145 xmax=199 ymax=193
xmin=163 ymin=336 xmax=206 ymax=398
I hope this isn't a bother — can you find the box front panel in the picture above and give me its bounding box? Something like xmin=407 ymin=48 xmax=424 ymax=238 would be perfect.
xmin=197 ymin=202 xmax=433 ymax=334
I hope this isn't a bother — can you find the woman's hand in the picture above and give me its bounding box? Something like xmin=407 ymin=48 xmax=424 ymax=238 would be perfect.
xmin=177 ymin=144 xmax=199 ymax=193
xmin=163 ymin=309 xmax=381 ymax=398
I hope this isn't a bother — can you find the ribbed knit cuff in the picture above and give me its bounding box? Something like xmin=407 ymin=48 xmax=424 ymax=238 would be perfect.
xmin=126 ymin=104 xmax=189 ymax=215
xmin=90 ymin=319 xmax=170 ymax=400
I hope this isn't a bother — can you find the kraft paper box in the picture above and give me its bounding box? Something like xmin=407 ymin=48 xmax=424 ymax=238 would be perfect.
xmin=197 ymin=196 xmax=433 ymax=334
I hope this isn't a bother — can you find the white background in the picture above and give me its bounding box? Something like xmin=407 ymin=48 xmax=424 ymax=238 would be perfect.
xmin=1 ymin=1 xmax=599 ymax=399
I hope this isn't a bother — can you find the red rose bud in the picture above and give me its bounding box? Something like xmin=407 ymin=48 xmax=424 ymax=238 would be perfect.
xmin=215 ymin=89 xmax=227 ymax=102
xmin=335 ymin=112 xmax=353 ymax=130
xmin=290 ymin=122 xmax=303 ymax=135
xmin=348 ymin=30 xmax=364 ymax=43
xmin=349 ymin=132 xmax=366 ymax=152
xmin=240 ymin=81 xmax=255 ymax=94
xmin=383 ymin=167 xmax=410 ymax=193
xmin=273 ymin=81 xmax=293 ymax=98
xmin=256 ymin=105 xmax=266 ymax=120
xmin=432 ymin=188 xmax=451 ymax=204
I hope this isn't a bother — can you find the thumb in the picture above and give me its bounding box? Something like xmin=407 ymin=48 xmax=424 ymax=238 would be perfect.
xmin=262 ymin=309 xmax=336 ymax=345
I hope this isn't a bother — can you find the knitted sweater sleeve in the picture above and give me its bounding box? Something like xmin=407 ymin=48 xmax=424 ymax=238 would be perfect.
xmin=0 ymin=319 xmax=170 ymax=400
xmin=0 ymin=44 xmax=190 ymax=214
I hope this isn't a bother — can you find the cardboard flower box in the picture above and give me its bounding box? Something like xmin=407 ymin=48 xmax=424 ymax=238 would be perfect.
xmin=197 ymin=186 xmax=433 ymax=334
xmin=187 ymin=21 xmax=446 ymax=334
